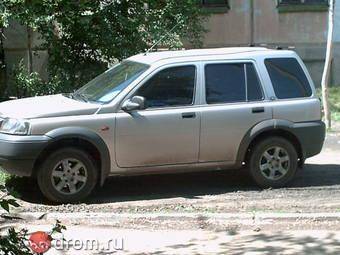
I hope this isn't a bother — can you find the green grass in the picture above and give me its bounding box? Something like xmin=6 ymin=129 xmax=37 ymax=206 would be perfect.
xmin=0 ymin=168 xmax=11 ymax=186
xmin=0 ymin=169 xmax=23 ymax=200
xmin=317 ymin=87 xmax=340 ymax=122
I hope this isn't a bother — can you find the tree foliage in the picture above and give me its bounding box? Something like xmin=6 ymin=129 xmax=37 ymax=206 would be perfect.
xmin=12 ymin=60 xmax=61 ymax=97
xmin=2 ymin=0 xmax=206 ymax=93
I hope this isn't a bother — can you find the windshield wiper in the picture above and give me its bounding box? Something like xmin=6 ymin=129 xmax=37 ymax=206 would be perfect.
xmin=72 ymin=93 xmax=89 ymax=102
xmin=62 ymin=93 xmax=75 ymax=99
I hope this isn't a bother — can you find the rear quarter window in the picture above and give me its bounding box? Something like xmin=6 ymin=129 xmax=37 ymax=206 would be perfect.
xmin=265 ymin=58 xmax=312 ymax=99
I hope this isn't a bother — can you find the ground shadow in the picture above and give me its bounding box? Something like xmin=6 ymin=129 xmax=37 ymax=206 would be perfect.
xmin=6 ymin=163 xmax=340 ymax=205
xmin=94 ymin=231 xmax=340 ymax=255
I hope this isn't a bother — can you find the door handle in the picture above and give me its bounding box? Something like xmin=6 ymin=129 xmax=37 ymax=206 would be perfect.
xmin=182 ymin=112 xmax=196 ymax=119
xmin=252 ymin=107 xmax=265 ymax=113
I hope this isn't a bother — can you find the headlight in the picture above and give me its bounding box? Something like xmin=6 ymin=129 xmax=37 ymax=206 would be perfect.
xmin=0 ymin=118 xmax=30 ymax=135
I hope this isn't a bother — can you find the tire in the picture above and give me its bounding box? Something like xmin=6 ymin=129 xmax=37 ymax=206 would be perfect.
xmin=249 ymin=136 xmax=298 ymax=188
xmin=37 ymin=147 xmax=98 ymax=203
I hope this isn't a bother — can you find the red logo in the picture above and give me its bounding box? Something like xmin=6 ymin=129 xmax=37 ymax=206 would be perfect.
xmin=29 ymin=231 xmax=52 ymax=254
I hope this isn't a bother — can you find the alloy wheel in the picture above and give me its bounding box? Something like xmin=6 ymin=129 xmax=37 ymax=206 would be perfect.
xmin=51 ymin=158 xmax=88 ymax=195
xmin=259 ymin=146 xmax=290 ymax=181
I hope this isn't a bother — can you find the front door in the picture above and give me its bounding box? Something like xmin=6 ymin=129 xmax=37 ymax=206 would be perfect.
xmin=115 ymin=65 xmax=200 ymax=168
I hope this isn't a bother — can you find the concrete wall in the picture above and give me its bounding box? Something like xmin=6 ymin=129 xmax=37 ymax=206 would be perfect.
xmin=1 ymin=21 xmax=48 ymax=96
xmin=1 ymin=0 xmax=339 ymax=95
xmin=203 ymin=1 xmax=252 ymax=47
xmin=202 ymin=0 xmax=339 ymax=87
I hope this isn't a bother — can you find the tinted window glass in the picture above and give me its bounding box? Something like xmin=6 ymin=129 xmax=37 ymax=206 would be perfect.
xmin=205 ymin=63 xmax=246 ymax=104
xmin=265 ymin=58 xmax=312 ymax=99
xmin=246 ymin=64 xmax=263 ymax=101
xmin=205 ymin=63 xmax=263 ymax=104
xmin=136 ymin=66 xmax=196 ymax=108
xmin=202 ymin=0 xmax=229 ymax=7
xmin=279 ymin=0 xmax=327 ymax=5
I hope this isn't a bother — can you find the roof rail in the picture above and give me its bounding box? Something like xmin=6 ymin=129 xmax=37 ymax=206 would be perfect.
xmin=248 ymin=43 xmax=296 ymax=50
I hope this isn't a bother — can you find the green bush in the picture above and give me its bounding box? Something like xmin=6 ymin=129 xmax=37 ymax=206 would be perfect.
xmin=317 ymin=87 xmax=340 ymax=121
xmin=0 ymin=171 xmax=10 ymax=186
xmin=12 ymin=60 xmax=63 ymax=98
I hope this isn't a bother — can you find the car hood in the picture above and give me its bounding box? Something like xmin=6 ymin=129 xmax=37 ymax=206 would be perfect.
xmin=0 ymin=94 xmax=100 ymax=119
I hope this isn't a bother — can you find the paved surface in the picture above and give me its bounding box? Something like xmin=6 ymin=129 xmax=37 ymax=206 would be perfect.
xmin=3 ymin=210 xmax=340 ymax=254
xmin=10 ymin=130 xmax=340 ymax=215
xmin=4 ymin=210 xmax=340 ymax=254
xmin=8 ymin=224 xmax=340 ymax=255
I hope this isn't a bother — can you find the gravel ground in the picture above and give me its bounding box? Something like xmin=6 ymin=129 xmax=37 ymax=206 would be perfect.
xmin=5 ymin=128 xmax=340 ymax=215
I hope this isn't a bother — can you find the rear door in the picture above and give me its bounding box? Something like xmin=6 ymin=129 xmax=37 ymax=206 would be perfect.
xmin=199 ymin=61 xmax=272 ymax=163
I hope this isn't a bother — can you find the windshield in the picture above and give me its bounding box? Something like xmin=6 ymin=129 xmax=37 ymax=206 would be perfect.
xmin=73 ymin=61 xmax=149 ymax=103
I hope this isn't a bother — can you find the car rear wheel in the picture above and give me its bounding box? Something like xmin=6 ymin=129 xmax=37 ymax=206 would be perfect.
xmin=249 ymin=136 xmax=298 ymax=188
xmin=37 ymin=147 xmax=98 ymax=203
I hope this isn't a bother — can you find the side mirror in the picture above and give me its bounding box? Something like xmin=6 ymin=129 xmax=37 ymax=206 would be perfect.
xmin=121 ymin=96 xmax=146 ymax=112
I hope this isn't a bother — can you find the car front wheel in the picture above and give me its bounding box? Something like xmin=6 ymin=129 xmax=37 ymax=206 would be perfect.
xmin=37 ymin=147 xmax=98 ymax=203
xmin=249 ymin=136 xmax=298 ymax=188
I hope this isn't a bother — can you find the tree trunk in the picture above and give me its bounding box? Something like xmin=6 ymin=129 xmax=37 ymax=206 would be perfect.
xmin=321 ymin=0 xmax=334 ymax=129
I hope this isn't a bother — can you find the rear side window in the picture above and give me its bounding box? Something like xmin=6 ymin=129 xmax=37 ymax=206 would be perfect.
xmin=205 ymin=63 xmax=263 ymax=104
xmin=265 ymin=58 xmax=312 ymax=99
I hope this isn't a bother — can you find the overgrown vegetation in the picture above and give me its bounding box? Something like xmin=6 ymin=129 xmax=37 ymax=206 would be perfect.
xmin=1 ymin=0 xmax=207 ymax=98
xmin=317 ymin=87 xmax=340 ymax=121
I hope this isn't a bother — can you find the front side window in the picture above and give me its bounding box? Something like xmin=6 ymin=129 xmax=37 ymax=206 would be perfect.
xmin=205 ymin=63 xmax=263 ymax=104
xmin=135 ymin=66 xmax=196 ymax=109
xmin=265 ymin=58 xmax=312 ymax=99
xmin=74 ymin=61 xmax=149 ymax=104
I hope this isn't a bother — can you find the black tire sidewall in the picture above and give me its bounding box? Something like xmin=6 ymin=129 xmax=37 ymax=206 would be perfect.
xmin=37 ymin=147 xmax=98 ymax=203
xmin=249 ymin=137 xmax=298 ymax=188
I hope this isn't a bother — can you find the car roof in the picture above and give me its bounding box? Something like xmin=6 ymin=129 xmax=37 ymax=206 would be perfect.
xmin=127 ymin=47 xmax=294 ymax=65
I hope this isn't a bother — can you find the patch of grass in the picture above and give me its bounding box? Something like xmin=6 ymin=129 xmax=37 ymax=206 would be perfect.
xmin=316 ymin=87 xmax=340 ymax=121
xmin=0 ymin=170 xmax=25 ymax=200
xmin=0 ymin=168 xmax=22 ymax=191
xmin=0 ymin=169 xmax=11 ymax=185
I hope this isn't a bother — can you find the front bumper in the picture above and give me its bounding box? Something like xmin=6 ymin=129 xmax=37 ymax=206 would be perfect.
xmin=0 ymin=133 xmax=50 ymax=176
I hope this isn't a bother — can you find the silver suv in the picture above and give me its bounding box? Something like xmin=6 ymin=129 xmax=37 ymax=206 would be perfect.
xmin=0 ymin=47 xmax=325 ymax=203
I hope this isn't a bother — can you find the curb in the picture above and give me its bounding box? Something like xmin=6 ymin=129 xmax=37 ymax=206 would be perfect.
xmin=14 ymin=212 xmax=340 ymax=223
